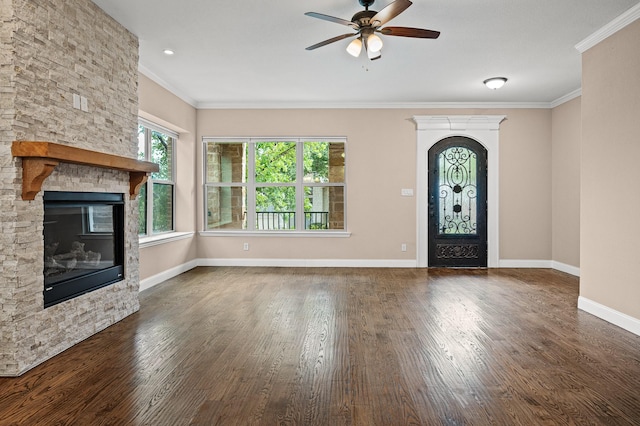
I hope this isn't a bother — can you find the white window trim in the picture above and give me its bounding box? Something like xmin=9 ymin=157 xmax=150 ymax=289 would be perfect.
xmin=139 ymin=231 xmax=194 ymax=248
xmin=138 ymin=120 xmax=177 ymax=236
xmin=199 ymin=230 xmax=351 ymax=238
xmin=138 ymin=117 xmax=178 ymax=139
xmin=203 ymin=137 xmax=347 ymax=234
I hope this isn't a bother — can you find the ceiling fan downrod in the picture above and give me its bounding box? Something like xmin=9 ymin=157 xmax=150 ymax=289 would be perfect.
xmin=359 ymin=0 xmax=375 ymax=10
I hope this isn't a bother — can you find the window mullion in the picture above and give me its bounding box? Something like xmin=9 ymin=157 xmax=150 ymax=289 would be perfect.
xmin=296 ymin=140 xmax=304 ymax=231
xmin=146 ymin=128 xmax=154 ymax=234
xmin=170 ymin=136 xmax=176 ymax=233
xmin=247 ymin=141 xmax=256 ymax=231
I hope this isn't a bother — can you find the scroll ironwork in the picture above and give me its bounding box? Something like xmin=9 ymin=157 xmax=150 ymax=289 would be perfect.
xmin=437 ymin=146 xmax=477 ymax=235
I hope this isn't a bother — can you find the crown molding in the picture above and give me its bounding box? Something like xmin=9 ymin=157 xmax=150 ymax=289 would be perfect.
xmin=195 ymin=101 xmax=553 ymax=110
xmin=575 ymin=2 xmax=640 ymax=53
xmin=549 ymin=88 xmax=582 ymax=108
xmin=138 ymin=65 xmax=197 ymax=108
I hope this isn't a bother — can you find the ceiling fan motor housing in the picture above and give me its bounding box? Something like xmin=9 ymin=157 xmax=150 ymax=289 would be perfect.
xmin=352 ymin=10 xmax=378 ymax=26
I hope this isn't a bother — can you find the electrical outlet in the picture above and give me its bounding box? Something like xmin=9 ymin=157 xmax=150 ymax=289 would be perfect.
xmin=243 ymin=242 xmax=249 ymax=251
xmin=73 ymin=93 xmax=81 ymax=109
xmin=80 ymin=96 xmax=88 ymax=112
xmin=401 ymin=243 xmax=407 ymax=252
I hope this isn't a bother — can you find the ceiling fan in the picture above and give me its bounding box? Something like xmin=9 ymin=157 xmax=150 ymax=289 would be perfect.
xmin=305 ymin=0 xmax=440 ymax=60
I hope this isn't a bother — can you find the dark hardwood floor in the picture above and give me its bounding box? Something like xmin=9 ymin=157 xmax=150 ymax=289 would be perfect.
xmin=1 ymin=267 xmax=640 ymax=425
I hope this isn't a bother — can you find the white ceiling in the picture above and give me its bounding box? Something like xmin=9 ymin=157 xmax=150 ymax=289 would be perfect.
xmin=91 ymin=0 xmax=639 ymax=108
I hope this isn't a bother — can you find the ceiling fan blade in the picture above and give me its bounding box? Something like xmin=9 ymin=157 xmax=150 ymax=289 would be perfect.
xmin=306 ymin=33 xmax=356 ymax=51
xmin=380 ymin=26 xmax=440 ymax=39
xmin=305 ymin=12 xmax=357 ymax=28
xmin=369 ymin=0 xmax=412 ymax=27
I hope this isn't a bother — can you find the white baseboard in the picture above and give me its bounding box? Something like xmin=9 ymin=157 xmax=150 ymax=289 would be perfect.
xmin=139 ymin=259 xmax=199 ymax=292
xmin=498 ymin=259 xmax=553 ymax=268
xmin=497 ymin=259 xmax=580 ymax=277
xmin=199 ymin=258 xmax=580 ymax=272
xmin=551 ymin=261 xmax=580 ymax=277
xmin=197 ymin=258 xmax=418 ymax=268
xmin=578 ymin=296 xmax=640 ymax=337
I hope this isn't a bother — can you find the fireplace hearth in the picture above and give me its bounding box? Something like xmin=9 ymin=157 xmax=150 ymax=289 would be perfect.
xmin=43 ymin=191 xmax=125 ymax=308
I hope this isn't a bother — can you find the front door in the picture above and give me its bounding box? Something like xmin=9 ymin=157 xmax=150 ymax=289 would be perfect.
xmin=428 ymin=136 xmax=487 ymax=267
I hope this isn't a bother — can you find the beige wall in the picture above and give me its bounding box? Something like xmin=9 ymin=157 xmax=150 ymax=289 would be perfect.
xmin=136 ymin=78 xmax=585 ymax=273
xmin=196 ymin=109 xmax=419 ymax=261
xmin=581 ymin=19 xmax=640 ymax=318
xmin=195 ymin=108 xmax=553 ymax=263
xmin=138 ymin=74 xmax=198 ymax=279
xmin=498 ymin=109 xmax=553 ymax=261
xmin=552 ymin=97 xmax=581 ymax=268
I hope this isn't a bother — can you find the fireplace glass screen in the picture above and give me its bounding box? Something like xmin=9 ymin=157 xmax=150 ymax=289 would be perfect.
xmin=43 ymin=191 xmax=125 ymax=308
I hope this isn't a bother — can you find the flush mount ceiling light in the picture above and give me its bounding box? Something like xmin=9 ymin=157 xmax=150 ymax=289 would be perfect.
xmin=163 ymin=49 xmax=175 ymax=55
xmin=305 ymin=0 xmax=440 ymax=61
xmin=484 ymin=77 xmax=507 ymax=90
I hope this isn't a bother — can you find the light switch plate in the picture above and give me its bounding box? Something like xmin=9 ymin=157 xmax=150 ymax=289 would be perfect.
xmin=401 ymin=188 xmax=414 ymax=197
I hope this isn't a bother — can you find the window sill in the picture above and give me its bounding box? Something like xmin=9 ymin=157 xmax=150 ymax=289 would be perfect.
xmin=199 ymin=230 xmax=351 ymax=238
xmin=139 ymin=231 xmax=195 ymax=248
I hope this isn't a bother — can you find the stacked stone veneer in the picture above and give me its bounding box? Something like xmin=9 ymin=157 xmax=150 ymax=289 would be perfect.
xmin=1 ymin=0 xmax=140 ymax=376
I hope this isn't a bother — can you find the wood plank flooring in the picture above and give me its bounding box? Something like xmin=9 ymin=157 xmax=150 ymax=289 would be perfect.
xmin=1 ymin=267 xmax=640 ymax=425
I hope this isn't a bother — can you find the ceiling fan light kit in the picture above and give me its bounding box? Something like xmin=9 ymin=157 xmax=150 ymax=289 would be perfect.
xmin=484 ymin=77 xmax=508 ymax=90
xmin=305 ymin=0 xmax=440 ymax=61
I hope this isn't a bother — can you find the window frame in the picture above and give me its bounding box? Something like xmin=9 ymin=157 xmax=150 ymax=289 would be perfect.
xmin=138 ymin=119 xmax=177 ymax=236
xmin=203 ymin=137 xmax=347 ymax=234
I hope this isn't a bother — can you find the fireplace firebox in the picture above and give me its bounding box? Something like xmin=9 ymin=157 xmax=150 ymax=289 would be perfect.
xmin=43 ymin=191 xmax=125 ymax=308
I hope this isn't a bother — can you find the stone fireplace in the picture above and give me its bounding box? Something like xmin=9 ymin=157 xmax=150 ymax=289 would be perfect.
xmin=1 ymin=0 xmax=144 ymax=376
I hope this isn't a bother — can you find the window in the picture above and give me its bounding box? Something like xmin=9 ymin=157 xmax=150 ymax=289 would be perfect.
xmin=138 ymin=120 xmax=176 ymax=235
xmin=204 ymin=138 xmax=346 ymax=232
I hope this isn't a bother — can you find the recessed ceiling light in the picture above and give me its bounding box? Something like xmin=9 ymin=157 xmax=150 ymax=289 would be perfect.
xmin=163 ymin=49 xmax=175 ymax=55
xmin=483 ymin=77 xmax=507 ymax=90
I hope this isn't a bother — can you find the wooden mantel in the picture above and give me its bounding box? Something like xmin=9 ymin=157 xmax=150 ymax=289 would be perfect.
xmin=11 ymin=141 xmax=159 ymax=200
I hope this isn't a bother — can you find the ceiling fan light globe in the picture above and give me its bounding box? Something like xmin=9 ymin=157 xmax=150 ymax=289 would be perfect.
xmin=346 ymin=38 xmax=363 ymax=57
xmin=367 ymin=48 xmax=381 ymax=60
xmin=367 ymin=34 xmax=383 ymax=52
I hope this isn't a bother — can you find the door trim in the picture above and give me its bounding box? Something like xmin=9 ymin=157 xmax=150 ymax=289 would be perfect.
xmin=413 ymin=115 xmax=505 ymax=267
